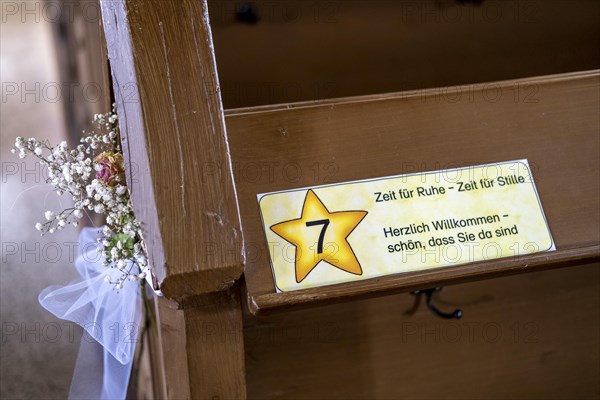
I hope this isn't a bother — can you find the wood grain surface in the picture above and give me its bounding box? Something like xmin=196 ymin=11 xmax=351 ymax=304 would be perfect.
xmin=226 ymin=71 xmax=600 ymax=313
xmin=150 ymin=287 xmax=247 ymax=400
xmin=184 ymin=287 xmax=247 ymax=400
xmin=243 ymin=262 xmax=600 ymax=399
xmin=100 ymin=0 xmax=244 ymax=300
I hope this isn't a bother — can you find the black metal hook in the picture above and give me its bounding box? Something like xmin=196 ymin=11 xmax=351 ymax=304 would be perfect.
xmin=236 ymin=3 xmax=260 ymax=24
xmin=409 ymin=287 xmax=463 ymax=319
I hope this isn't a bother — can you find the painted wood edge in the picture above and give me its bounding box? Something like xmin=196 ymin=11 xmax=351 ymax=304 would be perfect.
xmin=100 ymin=0 xmax=245 ymax=300
xmin=224 ymin=69 xmax=600 ymax=116
xmin=100 ymin=0 xmax=167 ymax=287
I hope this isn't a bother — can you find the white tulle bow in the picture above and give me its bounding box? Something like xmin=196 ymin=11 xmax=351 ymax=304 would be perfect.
xmin=39 ymin=227 xmax=142 ymax=399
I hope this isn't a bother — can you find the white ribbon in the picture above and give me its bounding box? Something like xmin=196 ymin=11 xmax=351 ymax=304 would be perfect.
xmin=39 ymin=227 xmax=142 ymax=399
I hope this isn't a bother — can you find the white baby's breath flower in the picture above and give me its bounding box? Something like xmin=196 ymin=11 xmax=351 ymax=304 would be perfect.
xmin=15 ymin=105 xmax=149 ymax=288
xmin=62 ymin=165 xmax=72 ymax=182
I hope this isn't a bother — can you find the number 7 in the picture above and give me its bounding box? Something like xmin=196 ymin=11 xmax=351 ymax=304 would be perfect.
xmin=305 ymin=219 xmax=330 ymax=254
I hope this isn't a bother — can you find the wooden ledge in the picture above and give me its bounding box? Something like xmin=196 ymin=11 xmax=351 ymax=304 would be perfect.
xmin=247 ymin=244 xmax=599 ymax=314
xmin=225 ymin=71 xmax=600 ymax=314
xmin=225 ymin=70 xmax=600 ymax=116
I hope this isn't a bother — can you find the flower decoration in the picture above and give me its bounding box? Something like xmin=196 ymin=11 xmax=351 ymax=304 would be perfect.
xmin=94 ymin=151 xmax=125 ymax=186
xmin=13 ymin=104 xmax=149 ymax=291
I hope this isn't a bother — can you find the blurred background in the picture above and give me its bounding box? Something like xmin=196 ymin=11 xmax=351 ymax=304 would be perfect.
xmin=1 ymin=0 xmax=599 ymax=399
xmin=1 ymin=5 xmax=77 ymax=399
xmin=208 ymin=0 xmax=599 ymax=108
xmin=1 ymin=1 xmax=108 ymax=397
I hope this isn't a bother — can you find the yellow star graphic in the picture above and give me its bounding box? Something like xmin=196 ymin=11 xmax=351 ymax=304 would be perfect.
xmin=270 ymin=190 xmax=368 ymax=283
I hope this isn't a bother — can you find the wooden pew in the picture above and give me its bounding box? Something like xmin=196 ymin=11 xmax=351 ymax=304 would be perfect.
xmin=99 ymin=0 xmax=599 ymax=398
